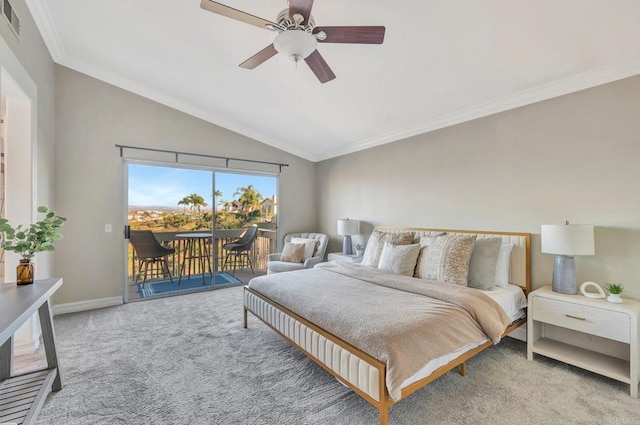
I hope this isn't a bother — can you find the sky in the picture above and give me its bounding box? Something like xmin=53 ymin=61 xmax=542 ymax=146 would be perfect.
xmin=128 ymin=164 xmax=277 ymax=208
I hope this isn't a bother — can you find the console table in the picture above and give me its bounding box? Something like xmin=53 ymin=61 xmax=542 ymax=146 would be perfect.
xmin=0 ymin=278 xmax=63 ymax=424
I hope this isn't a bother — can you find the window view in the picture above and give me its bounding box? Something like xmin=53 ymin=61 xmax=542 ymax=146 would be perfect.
xmin=126 ymin=164 xmax=277 ymax=301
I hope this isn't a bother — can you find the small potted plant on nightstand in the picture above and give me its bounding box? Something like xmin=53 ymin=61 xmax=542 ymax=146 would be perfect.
xmin=355 ymin=243 xmax=365 ymax=257
xmin=605 ymin=283 xmax=624 ymax=304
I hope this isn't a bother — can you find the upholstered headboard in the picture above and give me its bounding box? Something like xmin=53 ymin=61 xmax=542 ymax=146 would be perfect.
xmin=374 ymin=226 xmax=531 ymax=293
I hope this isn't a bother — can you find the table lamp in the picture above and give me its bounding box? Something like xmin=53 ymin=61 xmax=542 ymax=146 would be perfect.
xmin=541 ymin=222 xmax=595 ymax=295
xmin=337 ymin=218 xmax=360 ymax=255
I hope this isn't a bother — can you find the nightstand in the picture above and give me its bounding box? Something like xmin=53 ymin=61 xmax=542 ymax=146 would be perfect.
xmin=327 ymin=252 xmax=363 ymax=264
xmin=527 ymin=286 xmax=640 ymax=397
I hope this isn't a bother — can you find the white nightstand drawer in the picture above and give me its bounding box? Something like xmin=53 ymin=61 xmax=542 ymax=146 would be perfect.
xmin=532 ymin=297 xmax=630 ymax=343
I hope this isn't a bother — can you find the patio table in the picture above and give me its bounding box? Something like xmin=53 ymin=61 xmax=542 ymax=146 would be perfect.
xmin=176 ymin=233 xmax=214 ymax=285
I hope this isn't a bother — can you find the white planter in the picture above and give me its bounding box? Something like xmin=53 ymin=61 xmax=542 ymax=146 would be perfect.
xmin=607 ymin=293 xmax=623 ymax=303
xmin=356 ymin=249 xmax=364 ymax=257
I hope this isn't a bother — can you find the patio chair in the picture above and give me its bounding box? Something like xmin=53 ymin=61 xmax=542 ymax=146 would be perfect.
xmin=266 ymin=233 xmax=328 ymax=274
xmin=130 ymin=230 xmax=175 ymax=287
xmin=222 ymin=225 xmax=259 ymax=276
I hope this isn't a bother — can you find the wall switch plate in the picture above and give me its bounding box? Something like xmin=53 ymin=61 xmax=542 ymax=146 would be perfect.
xmin=105 ymin=224 xmax=112 ymax=233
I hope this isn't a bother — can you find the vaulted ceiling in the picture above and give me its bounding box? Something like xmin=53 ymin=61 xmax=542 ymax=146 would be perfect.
xmin=27 ymin=0 xmax=640 ymax=161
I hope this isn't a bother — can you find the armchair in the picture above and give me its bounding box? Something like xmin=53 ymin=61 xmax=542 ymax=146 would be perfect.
xmin=266 ymin=232 xmax=328 ymax=274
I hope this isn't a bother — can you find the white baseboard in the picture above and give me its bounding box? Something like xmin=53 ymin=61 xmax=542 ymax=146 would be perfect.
xmin=53 ymin=296 xmax=123 ymax=316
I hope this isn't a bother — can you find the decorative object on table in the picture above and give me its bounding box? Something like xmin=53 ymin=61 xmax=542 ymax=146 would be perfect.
xmin=541 ymin=221 xmax=595 ymax=295
xmin=337 ymin=218 xmax=359 ymax=255
xmin=0 ymin=206 xmax=66 ymax=285
xmin=605 ymin=283 xmax=624 ymax=304
xmin=579 ymin=281 xmax=606 ymax=299
xmin=355 ymin=243 xmax=365 ymax=257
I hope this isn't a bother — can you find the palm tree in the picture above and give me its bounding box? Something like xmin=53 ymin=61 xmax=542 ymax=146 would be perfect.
xmin=187 ymin=193 xmax=208 ymax=214
xmin=234 ymin=185 xmax=263 ymax=221
xmin=177 ymin=196 xmax=191 ymax=214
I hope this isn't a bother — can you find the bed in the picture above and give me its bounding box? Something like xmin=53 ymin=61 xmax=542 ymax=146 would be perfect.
xmin=243 ymin=226 xmax=531 ymax=424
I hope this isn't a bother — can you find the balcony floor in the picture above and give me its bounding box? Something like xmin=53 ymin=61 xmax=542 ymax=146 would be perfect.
xmin=126 ymin=268 xmax=266 ymax=302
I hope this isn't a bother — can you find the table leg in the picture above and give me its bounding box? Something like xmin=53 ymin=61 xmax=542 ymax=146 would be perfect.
xmin=38 ymin=299 xmax=62 ymax=391
xmin=0 ymin=336 xmax=13 ymax=380
xmin=178 ymin=239 xmax=189 ymax=285
xmin=198 ymin=238 xmax=206 ymax=285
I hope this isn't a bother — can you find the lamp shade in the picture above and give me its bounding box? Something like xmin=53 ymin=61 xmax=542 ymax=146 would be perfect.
xmin=541 ymin=224 xmax=595 ymax=256
xmin=273 ymin=30 xmax=317 ymax=62
xmin=337 ymin=219 xmax=360 ymax=236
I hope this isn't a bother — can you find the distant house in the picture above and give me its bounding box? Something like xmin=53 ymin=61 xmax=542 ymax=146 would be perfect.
xmin=221 ymin=200 xmax=242 ymax=214
xmin=261 ymin=196 xmax=277 ymax=219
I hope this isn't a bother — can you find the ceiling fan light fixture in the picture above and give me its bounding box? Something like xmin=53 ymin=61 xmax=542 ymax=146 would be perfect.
xmin=273 ymin=30 xmax=317 ymax=62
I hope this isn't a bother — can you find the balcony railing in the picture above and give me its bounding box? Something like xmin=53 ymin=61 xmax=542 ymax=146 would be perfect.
xmin=127 ymin=228 xmax=277 ymax=283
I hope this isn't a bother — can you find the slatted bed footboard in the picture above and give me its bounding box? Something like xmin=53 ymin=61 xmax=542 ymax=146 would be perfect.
xmin=243 ymin=288 xmax=393 ymax=423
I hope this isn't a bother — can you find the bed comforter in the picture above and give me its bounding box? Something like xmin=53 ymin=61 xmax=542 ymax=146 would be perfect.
xmin=247 ymin=261 xmax=511 ymax=401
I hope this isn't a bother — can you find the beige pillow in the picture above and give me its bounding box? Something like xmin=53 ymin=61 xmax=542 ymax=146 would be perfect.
xmin=378 ymin=242 xmax=421 ymax=276
xmin=468 ymin=237 xmax=503 ymax=290
xmin=361 ymin=231 xmax=415 ymax=267
xmin=415 ymin=234 xmax=477 ymax=285
xmin=290 ymin=237 xmax=319 ymax=260
xmin=280 ymin=242 xmax=305 ymax=263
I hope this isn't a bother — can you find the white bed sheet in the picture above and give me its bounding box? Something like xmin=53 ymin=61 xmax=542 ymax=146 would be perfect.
xmin=482 ymin=284 xmax=528 ymax=322
xmin=398 ymin=284 xmax=527 ymax=391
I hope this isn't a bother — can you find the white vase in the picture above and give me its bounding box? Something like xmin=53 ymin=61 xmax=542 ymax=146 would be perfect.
xmin=356 ymin=249 xmax=364 ymax=257
xmin=607 ymin=293 xmax=623 ymax=303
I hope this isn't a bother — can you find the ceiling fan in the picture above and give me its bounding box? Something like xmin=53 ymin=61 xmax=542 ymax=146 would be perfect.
xmin=200 ymin=0 xmax=386 ymax=83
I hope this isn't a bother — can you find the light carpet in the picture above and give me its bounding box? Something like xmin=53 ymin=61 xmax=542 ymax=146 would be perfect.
xmin=35 ymin=286 xmax=640 ymax=425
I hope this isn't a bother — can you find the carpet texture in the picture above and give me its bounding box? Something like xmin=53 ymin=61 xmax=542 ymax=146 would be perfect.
xmin=36 ymin=286 xmax=640 ymax=425
xmin=137 ymin=272 xmax=241 ymax=298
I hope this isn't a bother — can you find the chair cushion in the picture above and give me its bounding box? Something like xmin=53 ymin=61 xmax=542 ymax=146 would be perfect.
xmin=290 ymin=238 xmax=319 ymax=260
xmin=281 ymin=242 xmax=305 ymax=263
xmin=267 ymin=261 xmax=305 ymax=274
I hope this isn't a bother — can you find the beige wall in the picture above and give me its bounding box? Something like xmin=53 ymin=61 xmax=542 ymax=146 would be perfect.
xmin=0 ymin=0 xmax=56 ymax=277
xmin=54 ymin=65 xmax=317 ymax=305
xmin=317 ymin=75 xmax=640 ymax=300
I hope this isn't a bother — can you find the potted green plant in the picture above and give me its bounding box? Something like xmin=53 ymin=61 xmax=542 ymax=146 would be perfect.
xmin=605 ymin=283 xmax=624 ymax=304
xmin=0 ymin=206 xmax=66 ymax=285
xmin=355 ymin=243 xmax=365 ymax=257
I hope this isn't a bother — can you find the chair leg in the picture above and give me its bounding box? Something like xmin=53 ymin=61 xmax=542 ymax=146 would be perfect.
xmin=141 ymin=260 xmax=149 ymax=288
xmin=245 ymin=252 xmax=254 ymax=274
xmin=162 ymin=258 xmax=173 ymax=283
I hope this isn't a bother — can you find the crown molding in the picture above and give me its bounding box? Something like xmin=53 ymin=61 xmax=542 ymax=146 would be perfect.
xmin=20 ymin=0 xmax=640 ymax=164
xmin=25 ymin=0 xmax=66 ymax=62
xmin=314 ymin=56 xmax=640 ymax=162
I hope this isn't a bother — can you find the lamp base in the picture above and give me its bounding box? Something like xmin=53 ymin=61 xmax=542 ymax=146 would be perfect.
xmin=342 ymin=235 xmax=353 ymax=255
xmin=552 ymin=255 xmax=577 ymax=295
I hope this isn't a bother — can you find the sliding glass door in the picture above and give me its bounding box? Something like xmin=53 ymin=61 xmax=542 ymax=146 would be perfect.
xmin=124 ymin=162 xmax=278 ymax=302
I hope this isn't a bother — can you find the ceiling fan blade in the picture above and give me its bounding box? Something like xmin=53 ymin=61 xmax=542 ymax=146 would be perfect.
xmin=239 ymin=44 xmax=278 ymax=69
xmin=304 ymin=50 xmax=336 ymax=84
xmin=289 ymin=0 xmax=314 ymax=25
xmin=200 ymin=0 xmax=277 ymax=30
xmin=314 ymin=26 xmax=386 ymax=44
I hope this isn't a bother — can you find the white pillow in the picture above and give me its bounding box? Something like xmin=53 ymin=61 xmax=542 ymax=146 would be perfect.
xmin=361 ymin=231 xmax=415 ymax=267
xmin=495 ymin=243 xmax=514 ymax=287
xmin=290 ymin=237 xmax=319 ymax=260
xmin=378 ymin=242 xmax=421 ymax=277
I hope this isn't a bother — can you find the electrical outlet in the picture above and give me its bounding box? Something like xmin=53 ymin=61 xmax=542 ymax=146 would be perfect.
xmin=105 ymin=224 xmax=112 ymax=233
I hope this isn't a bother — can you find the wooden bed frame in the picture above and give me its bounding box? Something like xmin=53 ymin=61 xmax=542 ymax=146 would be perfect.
xmin=243 ymin=227 xmax=531 ymax=425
